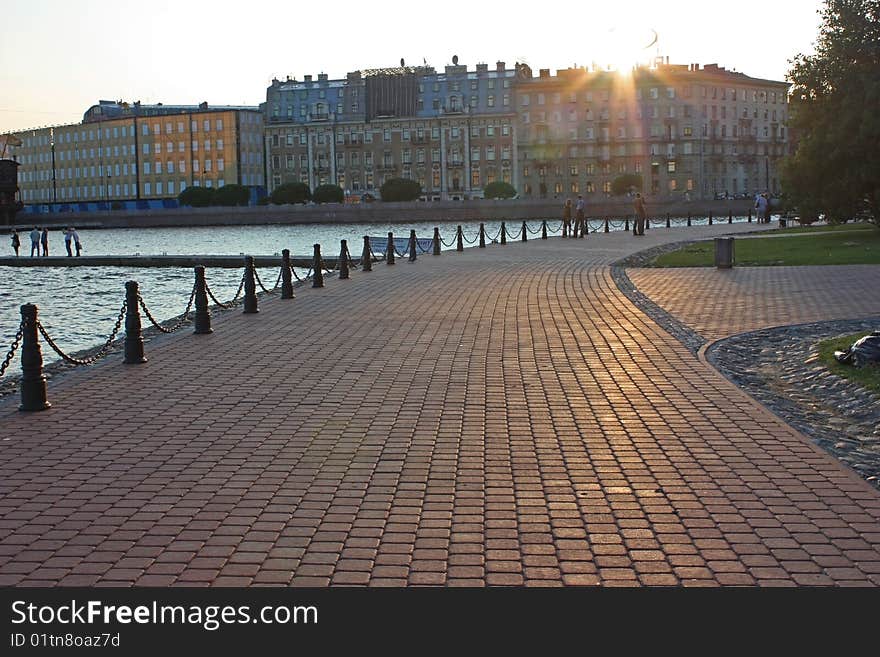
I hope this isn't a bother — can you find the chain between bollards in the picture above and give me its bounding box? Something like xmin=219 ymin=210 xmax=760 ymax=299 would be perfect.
xmin=409 ymin=230 xmax=417 ymax=262
xmin=312 ymin=244 xmax=325 ymax=287
xmin=193 ymin=266 xmax=213 ymax=334
xmin=18 ymin=304 xmax=50 ymax=411
xmin=362 ymin=236 xmax=373 ymax=272
xmin=339 ymin=240 xmax=350 ymax=279
xmin=281 ymin=249 xmax=295 ymax=299
xmin=124 ymin=281 xmax=148 ymax=364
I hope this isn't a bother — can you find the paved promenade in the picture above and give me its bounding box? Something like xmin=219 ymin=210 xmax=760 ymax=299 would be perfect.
xmin=1 ymin=222 xmax=879 ymax=587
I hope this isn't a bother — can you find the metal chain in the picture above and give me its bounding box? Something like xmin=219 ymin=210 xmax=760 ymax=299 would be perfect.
xmin=138 ymin=284 xmax=196 ymax=334
xmin=253 ymin=267 xmax=273 ymax=294
xmin=440 ymin=235 xmax=457 ymax=247
xmin=0 ymin=324 xmax=23 ymax=378
xmin=489 ymin=226 xmax=503 ymax=242
xmin=526 ymin=223 xmax=543 ymax=235
xmin=548 ymin=221 xmax=563 ymax=233
xmin=462 ymin=232 xmax=479 ymax=244
xmin=36 ymin=302 xmax=127 ymax=366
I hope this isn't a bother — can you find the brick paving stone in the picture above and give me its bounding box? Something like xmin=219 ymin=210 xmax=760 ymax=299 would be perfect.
xmin=1 ymin=222 xmax=879 ymax=588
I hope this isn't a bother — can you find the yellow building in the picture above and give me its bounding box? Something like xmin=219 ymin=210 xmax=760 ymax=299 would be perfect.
xmin=10 ymin=101 xmax=264 ymax=210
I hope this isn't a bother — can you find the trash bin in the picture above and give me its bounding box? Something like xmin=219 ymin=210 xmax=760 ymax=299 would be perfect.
xmin=714 ymin=237 xmax=734 ymax=269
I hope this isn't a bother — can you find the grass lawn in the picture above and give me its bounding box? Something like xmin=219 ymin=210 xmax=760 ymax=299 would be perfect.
xmin=653 ymin=226 xmax=880 ymax=267
xmin=816 ymin=332 xmax=880 ymax=395
xmin=766 ymin=221 xmax=877 ymax=235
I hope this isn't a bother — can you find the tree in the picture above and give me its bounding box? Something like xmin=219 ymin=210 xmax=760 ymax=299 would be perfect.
xmin=213 ymin=184 xmax=250 ymax=206
xmin=270 ymin=182 xmax=311 ymax=205
xmin=611 ymin=174 xmax=643 ymax=196
xmin=178 ymin=186 xmax=214 ymax=208
xmin=483 ymin=181 xmax=517 ymax=199
xmin=313 ymin=184 xmax=344 ymax=204
xmin=782 ymin=0 xmax=880 ymax=225
xmin=379 ymin=178 xmax=421 ymax=202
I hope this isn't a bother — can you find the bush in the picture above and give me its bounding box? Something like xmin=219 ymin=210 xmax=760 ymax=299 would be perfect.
xmin=213 ymin=184 xmax=250 ymax=207
xmin=257 ymin=196 xmax=270 ymax=206
xmin=110 ymin=201 xmax=124 ymax=211
xmin=379 ymin=178 xmax=421 ymax=202
xmin=484 ymin=181 xmax=517 ymax=199
xmin=270 ymin=182 xmax=311 ymax=205
xmin=313 ymin=184 xmax=344 ymax=204
xmin=178 ymin=186 xmax=215 ymax=208
xmin=611 ymin=174 xmax=643 ymax=196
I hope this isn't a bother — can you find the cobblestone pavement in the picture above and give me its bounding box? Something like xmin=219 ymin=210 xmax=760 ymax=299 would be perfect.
xmin=2 ymin=221 xmax=880 ymax=587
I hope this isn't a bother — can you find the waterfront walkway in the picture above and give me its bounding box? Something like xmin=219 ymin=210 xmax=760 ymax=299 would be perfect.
xmin=1 ymin=222 xmax=879 ymax=587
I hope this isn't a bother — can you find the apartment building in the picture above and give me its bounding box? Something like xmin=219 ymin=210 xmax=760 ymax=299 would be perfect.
xmin=515 ymin=60 xmax=790 ymax=200
xmin=263 ymin=59 xmax=521 ymax=200
xmin=10 ymin=101 xmax=264 ymax=210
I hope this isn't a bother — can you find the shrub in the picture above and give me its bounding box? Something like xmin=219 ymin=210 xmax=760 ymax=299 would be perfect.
xmin=270 ymin=182 xmax=311 ymax=205
xmin=178 ymin=186 xmax=214 ymax=208
xmin=379 ymin=178 xmax=421 ymax=202
xmin=213 ymin=184 xmax=250 ymax=206
xmin=313 ymin=184 xmax=344 ymax=204
xmin=483 ymin=181 xmax=517 ymax=199
xmin=611 ymin=174 xmax=643 ymax=196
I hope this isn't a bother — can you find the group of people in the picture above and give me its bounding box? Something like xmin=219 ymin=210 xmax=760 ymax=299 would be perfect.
xmin=9 ymin=227 xmax=82 ymax=257
xmin=562 ymin=193 xmax=649 ymax=237
xmin=754 ymin=192 xmax=773 ymax=223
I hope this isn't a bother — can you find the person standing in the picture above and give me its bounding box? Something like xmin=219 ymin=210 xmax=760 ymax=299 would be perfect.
xmin=64 ymin=227 xmax=73 ymax=257
xmin=562 ymin=198 xmax=572 ymax=238
xmin=72 ymin=228 xmax=82 ymax=256
xmin=30 ymin=227 xmax=40 ymax=257
xmin=574 ymin=195 xmax=586 ymax=238
xmin=11 ymin=229 xmax=20 ymax=256
xmin=634 ymin=193 xmax=647 ymax=236
xmin=41 ymin=227 xmax=49 ymax=256
xmin=762 ymin=192 xmax=772 ymax=223
xmin=755 ymin=193 xmax=768 ymax=224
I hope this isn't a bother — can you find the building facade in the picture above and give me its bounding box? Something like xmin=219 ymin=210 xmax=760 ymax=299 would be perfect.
xmin=515 ymin=60 xmax=790 ymax=201
xmin=263 ymin=60 xmax=522 ymax=200
xmin=9 ymin=101 xmax=264 ymax=210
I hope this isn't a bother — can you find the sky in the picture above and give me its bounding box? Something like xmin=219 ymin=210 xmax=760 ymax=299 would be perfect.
xmin=0 ymin=0 xmax=825 ymax=134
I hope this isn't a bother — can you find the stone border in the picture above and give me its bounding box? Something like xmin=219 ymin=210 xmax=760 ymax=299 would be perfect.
xmin=613 ymin=242 xmax=880 ymax=490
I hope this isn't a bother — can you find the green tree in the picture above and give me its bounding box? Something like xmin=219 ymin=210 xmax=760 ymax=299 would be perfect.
xmin=270 ymin=182 xmax=311 ymax=205
xmin=610 ymin=174 xmax=643 ymax=196
xmin=379 ymin=178 xmax=421 ymax=202
xmin=213 ymin=184 xmax=250 ymax=206
xmin=483 ymin=181 xmax=517 ymax=199
xmin=178 ymin=186 xmax=214 ymax=208
xmin=782 ymin=0 xmax=880 ymax=225
xmin=313 ymin=184 xmax=344 ymax=203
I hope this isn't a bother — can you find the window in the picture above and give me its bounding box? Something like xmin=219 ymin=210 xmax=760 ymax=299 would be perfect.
xmin=383 ymin=128 xmax=391 ymax=142
xmin=667 ymin=161 xmax=676 ymax=173
xmin=521 ymin=94 xmax=529 ymax=106
xmin=488 ymin=95 xmax=495 ymax=107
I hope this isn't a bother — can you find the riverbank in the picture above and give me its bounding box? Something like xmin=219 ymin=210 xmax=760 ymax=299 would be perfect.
xmin=7 ymin=197 xmax=753 ymax=230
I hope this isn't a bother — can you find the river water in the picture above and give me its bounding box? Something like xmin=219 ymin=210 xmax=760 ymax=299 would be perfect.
xmin=0 ymin=215 xmax=740 ymax=371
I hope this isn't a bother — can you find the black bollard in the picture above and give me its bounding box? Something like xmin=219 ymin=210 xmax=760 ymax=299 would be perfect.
xmin=386 ymin=232 xmax=395 ymax=265
xmin=409 ymin=230 xmax=417 ymax=262
xmin=748 ymin=208 xmax=752 ymax=223
xmin=604 ymin=218 xmax=610 ymax=233
xmin=479 ymin=223 xmax=486 ymax=248
xmin=18 ymin=303 xmax=50 ymax=411
xmin=625 ymin=217 xmax=630 ymax=232
xmin=362 ymin=236 xmax=372 ymax=272
xmin=500 ymin=221 xmax=507 ymax=245
xmin=433 ymin=227 xmax=441 ymax=255
xmin=666 ymin=213 xmax=671 ymax=228
xmin=243 ymin=256 xmax=259 ymax=312
xmin=522 ymin=221 xmax=528 ymax=242
xmin=687 ymin=212 xmax=692 ymax=227
xmin=339 ymin=240 xmax=350 ymax=279
xmin=193 ymin=266 xmax=213 ymax=334
xmin=541 ymin=220 xmax=548 ymax=239
xmin=728 ymin=210 xmax=733 ymax=224
xmin=312 ymin=245 xmax=325 ymax=287
xmin=281 ymin=249 xmax=294 ymax=299
xmin=709 ymin=211 xmax=713 ymax=225
xmin=456 ymin=225 xmax=464 ymax=251
xmin=581 ymin=218 xmax=587 ymax=238
xmin=645 ymin=216 xmax=651 ymax=231
xmin=124 ymin=280 xmax=148 ymax=363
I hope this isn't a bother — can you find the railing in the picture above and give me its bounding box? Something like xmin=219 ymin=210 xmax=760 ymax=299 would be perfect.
xmin=1 ymin=212 xmax=766 ymax=410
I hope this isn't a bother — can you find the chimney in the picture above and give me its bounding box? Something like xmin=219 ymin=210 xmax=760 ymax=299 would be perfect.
xmin=318 ymin=73 xmax=328 ymax=82
xmin=304 ymin=74 xmax=312 ymax=83
xmin=496 ymin=60 xmax=505 ymax=72
xmin=476 ymin=63 xmax=488 ymax=73
xmin=539 ymin=68 xmax=550 ymax=78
